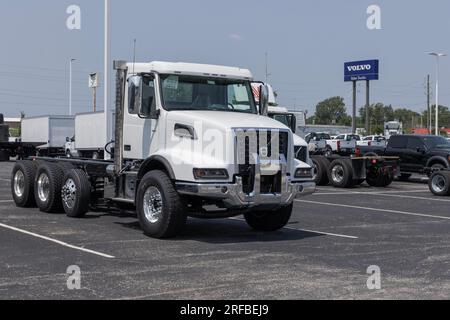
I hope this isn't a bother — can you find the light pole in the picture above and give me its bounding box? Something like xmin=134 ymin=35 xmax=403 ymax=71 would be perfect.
xmin=104 ymin=0 xmax=111 ymax=159
xmin=428 ymin=52 xmax=446 ymax=136
xmin=69 ymin=58 xmax=76 ymax=116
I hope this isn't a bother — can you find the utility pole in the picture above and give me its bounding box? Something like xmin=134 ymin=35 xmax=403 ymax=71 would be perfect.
xmin=428 ymin=52 xmax=446 ymax=135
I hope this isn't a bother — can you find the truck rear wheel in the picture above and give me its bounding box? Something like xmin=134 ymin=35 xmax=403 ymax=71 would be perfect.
xmin=328 ymin=159 xmax=355 ymax=188
xmin=136 ymin=170 xmax=187 ymax=239
xmin=62 ymin=169 xmax=91 ymax=218
xmin=429 ymin=171 xmax=450 ymax=196
xmin=34 ymin=163 xmax=64 ymax=213
xmin=11 ymin=161 xmax=37 ymax=208
xmin=366 ymin=169 xmax=394 ymax=188
xmin=244 ymin=204 xmax=293 ymax=232
xmin=311 ymin=155 xmax=330 ymax=186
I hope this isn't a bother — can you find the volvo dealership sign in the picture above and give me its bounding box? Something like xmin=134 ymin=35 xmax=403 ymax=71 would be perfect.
xmin=344 ymin=59 xmax=379 ymax=82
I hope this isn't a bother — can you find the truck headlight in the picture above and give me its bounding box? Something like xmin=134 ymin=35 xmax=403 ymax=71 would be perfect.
xmin=193 ymin=169 xmax=229 ymax=180
xmin=295 ymin=168 xmax=313 ymax=179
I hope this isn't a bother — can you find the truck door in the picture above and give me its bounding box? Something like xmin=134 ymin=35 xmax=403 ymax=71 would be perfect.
xmin=406 ymin=137 xmax=427 ymax=172
xmin=386 ymin=136 xmax=410 ymax=170
xmin=123 ymin=74 xmax=160 ymax=160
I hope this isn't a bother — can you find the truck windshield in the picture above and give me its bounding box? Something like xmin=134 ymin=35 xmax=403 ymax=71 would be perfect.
xmin=269 ymin=113 xmax=295 ymax=131
xmin=160 ymin=74 xmax=257 ymax=114
xmin=423 ymin=136 xmax=450 ymax=149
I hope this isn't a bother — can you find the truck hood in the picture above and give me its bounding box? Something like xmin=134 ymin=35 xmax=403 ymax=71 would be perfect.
xmin=167 ymin=111 xmax=291 ymax=131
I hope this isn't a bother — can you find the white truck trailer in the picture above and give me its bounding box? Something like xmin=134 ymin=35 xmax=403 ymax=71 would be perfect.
xmin=71 ymin=112 xmax=106 ymax=159
xmin=21 ymin=115 xmax=75 ymax=157
xmin=11 ymin=60 xmax=315 ymax=239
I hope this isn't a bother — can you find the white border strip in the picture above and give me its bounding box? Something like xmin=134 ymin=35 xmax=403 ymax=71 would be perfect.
xmin=0 ymin=223 xmax=115 ymax=259
xmin=297 ymin=200 xmax=450 ymax=221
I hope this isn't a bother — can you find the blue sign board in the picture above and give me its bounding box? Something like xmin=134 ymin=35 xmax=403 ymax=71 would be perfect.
xmin=344 ymin=60 xmax=379 ymax=82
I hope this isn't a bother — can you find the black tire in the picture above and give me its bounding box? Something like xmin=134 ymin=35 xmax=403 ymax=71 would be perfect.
xmin=62 ymin=169 xmax=91 ymax=218
xmin=428 ymin=171 xmax=450 ymax=196
xmin=11 ymin=161 xmax=37 ymax=208
xmin=366 ymin=169 xmax=394 ymax=188
xmin=328 ymin=159 xmax=355 ymax=188
xmin=34 ymin=162 xmax=64 ymax=213
xmin=244 ymin=204 xmax=293 ymax=232
xmin=57 ymin=162 xmax=75 ymax=173
xmin=398 ymin=173 xmax=412 ymax=181
xmin=136 ymin=170 xmax=187 ymax=239
xmin=311 ymin=155 xmax=330 ymax=186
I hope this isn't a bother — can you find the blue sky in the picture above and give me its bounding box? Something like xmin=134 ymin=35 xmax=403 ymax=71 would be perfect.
xmin=1 ymin=0 xmax=450 ymax=117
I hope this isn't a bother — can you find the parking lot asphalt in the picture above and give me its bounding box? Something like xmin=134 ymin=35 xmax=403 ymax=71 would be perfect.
xmin=0 ymin=161 xmax=449 ymax=300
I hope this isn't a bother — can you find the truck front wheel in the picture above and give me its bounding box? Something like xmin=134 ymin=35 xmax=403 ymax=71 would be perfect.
xmin=136 ymin=170 xmax=187 ymax=239
xmin=244 ymin=204 xmax=293 ymax=232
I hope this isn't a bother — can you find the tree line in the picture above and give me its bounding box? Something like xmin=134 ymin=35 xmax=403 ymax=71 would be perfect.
xmin=306 ymin=96 xmax=450 ymax=135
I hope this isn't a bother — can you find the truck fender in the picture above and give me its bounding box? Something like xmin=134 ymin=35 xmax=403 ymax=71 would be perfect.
xmin=426 ymin=156 xmax=450 ymax=168
xmin=137 ymin=155 xmax=176 ymax=182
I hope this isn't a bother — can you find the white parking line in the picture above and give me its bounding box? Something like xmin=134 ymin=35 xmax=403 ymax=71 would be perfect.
xmin=296 ymin=200 xmax=450 ymax=221
xmin=0 ymin=223 xmax=115 ymax=259
xmin=0 ymin=200 xmax=13 ymax=203
xmin=314 ymin=189 xmax=429 ymax=196
xmin=0 ymin=178 xmax=10 ymax=182
xmin=229 ymin=218 xmax=358 ymax=239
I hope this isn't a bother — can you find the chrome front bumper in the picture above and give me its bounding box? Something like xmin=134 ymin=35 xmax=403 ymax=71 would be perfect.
xmin=176 ymin=155 xmax=316 ymax=209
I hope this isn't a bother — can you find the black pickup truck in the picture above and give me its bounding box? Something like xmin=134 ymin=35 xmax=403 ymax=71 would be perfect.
xmin=358 ymin=135 xmax=450 ymax=180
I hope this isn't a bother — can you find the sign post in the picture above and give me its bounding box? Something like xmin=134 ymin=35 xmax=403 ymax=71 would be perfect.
xmin=89 ymin=73 xmax=99 ymax=112
xmin=344 ymin=59 xmax=379 ymax=134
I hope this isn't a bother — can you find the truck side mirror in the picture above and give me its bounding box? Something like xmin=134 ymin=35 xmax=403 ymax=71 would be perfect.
xmin=259 ymin=85 xmax=269 ymax=116
xmin=128 ymin=75 xmax=159 ymax=119
xmin=128 ymin=75 xmax=142 ymax=115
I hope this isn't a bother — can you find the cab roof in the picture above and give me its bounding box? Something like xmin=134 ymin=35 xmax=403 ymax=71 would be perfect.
xmin=128 ymin=61 xmax=253 ymax=80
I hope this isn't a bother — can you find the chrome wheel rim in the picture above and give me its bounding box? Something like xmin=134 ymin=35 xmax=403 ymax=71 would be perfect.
xmin=431 ymin=175 xmax=446 ymax=193
xmin=143 ymin=186 xmax=163 ymax=224
xmin=37 ymin=173 xmax=50 ymax=203
xmin=331 ymin=165 xmax=345 ymax=183
xmin=62 ymin=178 xmax=77 ymax=209
xmin=14 ymin=170 xmax=25 ymax=198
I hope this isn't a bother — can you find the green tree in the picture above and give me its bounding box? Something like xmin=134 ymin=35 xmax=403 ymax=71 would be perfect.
xmin=314 ymin=96 xmax=347 ymax=125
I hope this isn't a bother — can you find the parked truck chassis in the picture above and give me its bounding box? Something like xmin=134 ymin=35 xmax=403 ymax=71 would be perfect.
xmin=311 ymin=155 xmax=399 ymax=188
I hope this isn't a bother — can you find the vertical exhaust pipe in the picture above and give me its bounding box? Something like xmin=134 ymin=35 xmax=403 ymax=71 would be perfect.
xmin=113 ymin=60 xmax=128 ymax=175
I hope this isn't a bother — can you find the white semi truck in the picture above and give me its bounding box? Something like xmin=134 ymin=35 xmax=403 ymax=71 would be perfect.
xmin=11 ymin=60 xmax=315 ymax=239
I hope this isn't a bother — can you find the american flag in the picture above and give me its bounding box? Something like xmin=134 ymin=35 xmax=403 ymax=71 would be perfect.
xmin=251 ymin=83 xmax=262 ymax=102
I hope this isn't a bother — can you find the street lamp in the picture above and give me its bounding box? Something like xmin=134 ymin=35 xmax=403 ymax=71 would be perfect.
xmin=428 ymin=52 xmax=447 ymax=136
xmin=69 ymin=58 xmax=76 ymax=116
xmin=104 ymin=0 xmax=111 ymax=160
